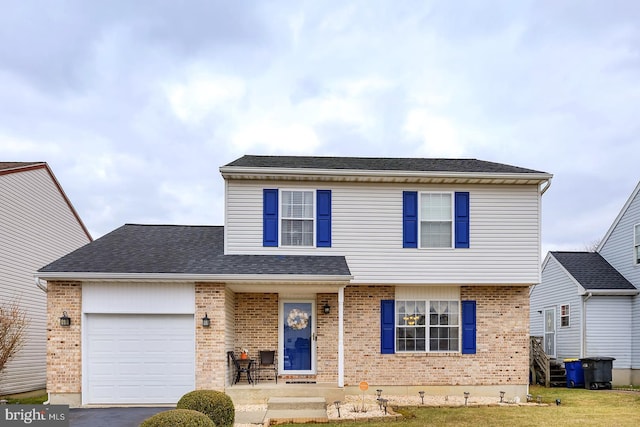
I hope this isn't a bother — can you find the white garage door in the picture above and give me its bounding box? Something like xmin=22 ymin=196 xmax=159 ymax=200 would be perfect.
xmin=85 ymin=314 xmax=195 ymax=404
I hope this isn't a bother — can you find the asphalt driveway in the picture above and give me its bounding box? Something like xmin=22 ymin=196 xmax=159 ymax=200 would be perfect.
xmin=69 ymin=407 xmax=172 ymax=427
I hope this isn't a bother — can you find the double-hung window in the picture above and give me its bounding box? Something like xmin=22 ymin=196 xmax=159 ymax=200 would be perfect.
xmin=635 ymin=224 xmax=640 ymax=265
xmin=420 ymin=193 xmax=453 ymax=248
xmin=560 ymin=304 xmax=570 ymax=327
xmin=281 ymin=190 xmax=314 ymax=246
xmin=396 ymin=299 xmax=459 ymax=352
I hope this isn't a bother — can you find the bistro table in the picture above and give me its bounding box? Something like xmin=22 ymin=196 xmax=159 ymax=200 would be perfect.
xmin=236 ymin=358 xmax=254 ymax=384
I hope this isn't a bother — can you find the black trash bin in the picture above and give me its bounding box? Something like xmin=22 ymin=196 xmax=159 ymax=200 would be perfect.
xmin=580 ymin=357 xmax=615 ymax=390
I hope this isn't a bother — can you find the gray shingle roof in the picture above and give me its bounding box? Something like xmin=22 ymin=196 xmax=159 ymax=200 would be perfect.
xmin=224 ymin=155 xmax=547 ymax=175
xmin=551 ymin=251 xmax=636 ymax=290
xmin=38 ymin=224 xmax=351 ymax=277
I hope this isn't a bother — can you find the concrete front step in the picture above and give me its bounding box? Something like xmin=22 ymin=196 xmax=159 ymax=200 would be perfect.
xmin=266 ymin=397 xmax=329 ymax=425
xmin=268 ymin=397 xmax=327 ymax=411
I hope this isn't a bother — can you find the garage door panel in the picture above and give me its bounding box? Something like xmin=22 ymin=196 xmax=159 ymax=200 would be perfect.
xmin=86 ymin=314 xmax=195 ymax=404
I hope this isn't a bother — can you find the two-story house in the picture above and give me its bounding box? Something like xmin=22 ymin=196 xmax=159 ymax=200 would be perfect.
xmin=37 ymin=155 xmax=552 ymax=406
xmin=1 ymin=162 xmax=91 ymax=396
xmin=530 ymin=180 xmax=640 ymax=386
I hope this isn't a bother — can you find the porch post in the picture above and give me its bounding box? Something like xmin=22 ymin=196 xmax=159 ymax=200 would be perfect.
xmin=338 ymin=285 xmax=345 ymax=387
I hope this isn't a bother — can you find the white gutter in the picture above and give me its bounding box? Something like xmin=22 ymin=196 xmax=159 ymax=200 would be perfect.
xmin=338 ymin=285 xmax=346 ymax=388
xmin=219 ymin=166 xmax=553 ymax=183
xmin=578 ymin=289 xmax=639 ymax=296
xmin=35 ymin=272 xmax=353 ymax=283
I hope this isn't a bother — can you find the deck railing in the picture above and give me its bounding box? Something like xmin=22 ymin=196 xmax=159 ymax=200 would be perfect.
xmin=530 ymin=336 xmax=550 ymax=387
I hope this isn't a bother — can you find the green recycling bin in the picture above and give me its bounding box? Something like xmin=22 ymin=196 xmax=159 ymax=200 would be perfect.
xmin=580 ymin=357 xmax=615 ymax=390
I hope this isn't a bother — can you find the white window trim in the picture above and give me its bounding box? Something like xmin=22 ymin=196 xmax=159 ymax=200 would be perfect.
xmin=634 ymin=223 xmax=640 ymax=265
xmin=395 ymin=298 xmax=460 ymax=353
xmin=560 ymin=304 xmax=570 ymax=328
xmin=279 ymin=188 xmax=316 ymax=248
xmin=418 ymin=191 xmax=454 ymax=249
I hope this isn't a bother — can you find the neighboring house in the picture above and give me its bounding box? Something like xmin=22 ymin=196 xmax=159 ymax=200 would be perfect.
xmin=0 ymin=162 xmax=91 ymax=395
xmin=37 ymin=155 xmax=552 ymax=406
xmin=530 ymin=181 xmax=640 ymax=386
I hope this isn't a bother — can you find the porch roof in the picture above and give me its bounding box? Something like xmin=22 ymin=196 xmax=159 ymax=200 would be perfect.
xmin=550 ymin=251 xmax=637 ymax=291
xmin=38 ymin=224 xmax=351 ymax=280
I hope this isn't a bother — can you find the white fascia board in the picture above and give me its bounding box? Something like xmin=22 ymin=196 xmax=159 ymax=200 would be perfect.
xmin=35 ymin=272 xmax=353 ymax=283
xmin=219 ymin=166 xmax=553 ymax=183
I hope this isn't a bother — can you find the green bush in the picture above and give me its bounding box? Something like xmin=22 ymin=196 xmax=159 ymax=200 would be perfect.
xmin=177 ymin=390 xmax=235 ymax=427
xmin=140 ymin=409 xmax=215 ymax=427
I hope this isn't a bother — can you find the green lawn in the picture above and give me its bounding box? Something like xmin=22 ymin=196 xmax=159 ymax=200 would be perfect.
xmin=3 ymin=394 xmax=48 ymax=405
xmin=283 ymin=386 xmax=640 ymax=427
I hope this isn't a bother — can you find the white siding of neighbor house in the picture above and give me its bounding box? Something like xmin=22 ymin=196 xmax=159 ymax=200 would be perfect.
xmin=224 ymin=180 xmax=543 ymax=285
xmin=530 ymin=255 xmax=583 ymax=360
xmin=598 ymin=183 xmax=640 ymax=369
xmin=0 ymin=167 xmax=90 ymax=394
xmin=585 ymin=296 xmax=633 ymax=369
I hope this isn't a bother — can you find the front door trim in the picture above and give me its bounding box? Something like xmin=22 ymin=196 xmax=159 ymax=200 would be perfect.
xmin=279 ymin=299 xmax=316 ymax=375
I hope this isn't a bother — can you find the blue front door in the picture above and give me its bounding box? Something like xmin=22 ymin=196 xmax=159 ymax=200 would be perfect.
xmin=282 ymin=302 xmax=314 ymax=373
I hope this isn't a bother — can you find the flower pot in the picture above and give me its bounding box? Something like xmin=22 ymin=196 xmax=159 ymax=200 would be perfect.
xmin=240 ymin=353 xmax=248 ymax=360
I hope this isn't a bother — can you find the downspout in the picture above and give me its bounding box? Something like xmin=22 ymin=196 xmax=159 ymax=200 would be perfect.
xmin=581 ymin=292 xmax=593 ymax=358
xmin=540 ymin=179 xmax=552 ymax=196
xmin=338 ymin=285 xmax=346 ymax=388
xmin=35 ymin=277 xmax=48 ymax=293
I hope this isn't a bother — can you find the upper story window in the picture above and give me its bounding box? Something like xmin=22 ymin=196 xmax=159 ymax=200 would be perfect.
xmin=560 ymin=304 xmax=570 ymax=327
xmin=420 ymin=193 xmax=453 ymax=248
xmin=635 ymin=224 xmax=640 ymax=265
xmin=403 ymin=191 xmax=469 ymax=249
xmin=263 ymin=189 xmax=331 ymax=248
xmin=281 ymin=190 xmax=314 ymax=246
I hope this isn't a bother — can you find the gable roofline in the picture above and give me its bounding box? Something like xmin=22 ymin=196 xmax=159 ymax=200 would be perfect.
xmin=220 ymin=155 xmax=553 ymax=186
xmin=1 ymin=162 xmax=93 ymax=242
xmin=544 ymin=252 xmax=587 ymax=295
xmin=548 ymin=251 xmax=638 ymax=295
xmin=597 ymin=180 xmax=640 ymax=252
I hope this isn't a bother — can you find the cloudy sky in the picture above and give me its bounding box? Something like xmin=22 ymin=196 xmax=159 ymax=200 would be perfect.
xmin=2 ymin=1 xmax=638 ymax=255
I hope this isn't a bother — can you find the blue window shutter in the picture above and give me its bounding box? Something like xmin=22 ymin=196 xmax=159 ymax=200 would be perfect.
xmin=263 ymin=189 xmax=278 ymax=247
xmin=381 ymin=300 xmax=395 ymax=354
xmin=455 ymin=192 xmax=470 ymax=248
xmin=403 ymin=191 xmax=418 ymax=248
xmin=316 ymin=190 xmax=332 ymax=247
xmin=461 ymin=300 xmax=476 ymax=354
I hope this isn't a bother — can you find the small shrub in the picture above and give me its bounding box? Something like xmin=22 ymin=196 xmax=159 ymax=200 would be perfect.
xmin=140 ymin=409 xmax=215 ymax=427
xmin=177 ymin=390 xmax=235 ymax=427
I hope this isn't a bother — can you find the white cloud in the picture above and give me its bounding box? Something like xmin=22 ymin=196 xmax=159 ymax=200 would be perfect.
xmin=165 ymin=70 xmax=245 ymax=124
xmin=232 ymin=121 xmax=320 ymax=154
xmin=403 ymin=109 xmax=465 ymax=157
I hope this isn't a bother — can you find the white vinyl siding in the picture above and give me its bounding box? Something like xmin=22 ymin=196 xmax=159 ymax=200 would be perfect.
xmin=598 ymin=186 xmax=640 ymax=369
xmin=585 ymin=296 xmax=633 ymax=369
xmin=225 ymin=180 xmax=542 ymax=284
xmin=635 ymin=224 xmax=640 ymax=264
xmin=530 ymin=255 xmax=582 ymax=359
xmin=0 ymin=167 xmax=90 ymax=394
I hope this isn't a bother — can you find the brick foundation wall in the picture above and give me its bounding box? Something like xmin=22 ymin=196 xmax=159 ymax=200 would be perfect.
xmin=46 ymin=281 xmax=82 ymax=394
xmin=343 ymin=285 xmax=530 ymax=386
xmin=195 ymin=282 xmax=226 ymax=390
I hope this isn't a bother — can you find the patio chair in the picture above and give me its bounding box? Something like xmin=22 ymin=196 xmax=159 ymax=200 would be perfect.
xmin=254 ymin=350 xmax=277 ymax=384
xmin=227 ymin=351 xmax=253 ymax=384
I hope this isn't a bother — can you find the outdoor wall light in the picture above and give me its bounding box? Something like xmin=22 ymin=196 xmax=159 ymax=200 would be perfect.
xmin=499 ymin=391 xmax=505 ymax=403
xmin=323 ymin=302 xmax=331 ymax=314
xmin=464 ymin=391 xmax=470 ymax=406
xmin=419 ymin=390 xmax=425 ymax=404
xmin=202 ymin=313 xmax=211 ymax=328
xmin=59 ymin=311 xmax=71 ymax=327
